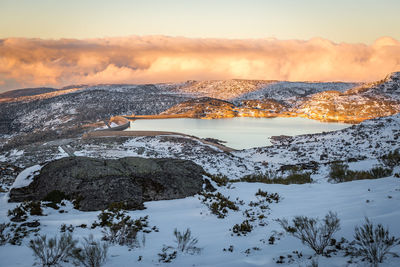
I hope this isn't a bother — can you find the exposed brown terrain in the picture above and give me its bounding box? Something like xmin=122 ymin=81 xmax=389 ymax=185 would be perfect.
xmin=157 ymin=96 xmax=399 ymax=123
xmin=295 ymin=92 xmax=400 ymax=123
xmin=159 ymin=97 xmax=288 ymax=119
xmin=156 ymin=73 xmax=400 ymax=123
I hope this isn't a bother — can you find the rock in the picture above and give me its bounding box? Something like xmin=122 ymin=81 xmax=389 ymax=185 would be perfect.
xmin=279 ymin=161 xmax=319 ymax=172
xmin=9 ymin=157 xmax=206 ymax=211
xmin=270 ymin=135 xmax=293 ymax=145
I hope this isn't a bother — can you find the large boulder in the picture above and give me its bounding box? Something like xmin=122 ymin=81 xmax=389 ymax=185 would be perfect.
xmin=9 ymin=157 xmax=206 ymax=211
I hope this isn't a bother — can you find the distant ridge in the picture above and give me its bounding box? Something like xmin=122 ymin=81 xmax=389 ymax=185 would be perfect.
xmin=0 ymin=87 xmax=58 ymax=99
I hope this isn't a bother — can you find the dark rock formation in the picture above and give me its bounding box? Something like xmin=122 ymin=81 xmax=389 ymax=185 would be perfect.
xmin=9 ymin=156 xmax=206 ymax=211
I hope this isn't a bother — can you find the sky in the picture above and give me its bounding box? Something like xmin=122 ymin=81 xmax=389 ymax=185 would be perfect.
xmin=0 ymin=0 xmax=400 ymax=91
xmin=1 ymin=0 xmax=400 ymax=43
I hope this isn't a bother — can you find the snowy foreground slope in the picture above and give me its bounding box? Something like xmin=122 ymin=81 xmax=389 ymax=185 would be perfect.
xmin=1 ymin=176 xmax=399 ymax=266
xmin=0 ymin=114 xmax=400 ymax=266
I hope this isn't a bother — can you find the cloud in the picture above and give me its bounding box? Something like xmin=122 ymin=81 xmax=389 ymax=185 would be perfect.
xmin=0 ymin=36 xmax=400 ymax=91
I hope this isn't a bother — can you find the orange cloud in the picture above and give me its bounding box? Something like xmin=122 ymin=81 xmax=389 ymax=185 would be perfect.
xmin=0 ymin=36 xmax=399 ymax=91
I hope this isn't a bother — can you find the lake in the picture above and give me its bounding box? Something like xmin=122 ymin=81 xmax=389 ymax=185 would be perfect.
xmin=126 ymin=117 xmax=351 ymax=150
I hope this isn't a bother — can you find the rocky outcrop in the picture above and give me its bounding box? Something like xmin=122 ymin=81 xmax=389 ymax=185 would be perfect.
xmin=9 ymin=157 xmax=206 ymax=211
xmin=161 ymin=97 xmax=238 ymax=118
xmin=161 ymin=97 xmax=288 ymax=119
xmin=294 ymin=72 xmax=400 ymax=123
xmin=160 ymin=72 xmax=400 ymax=123
xmin=295 ymin=91 xmax=400 ymax=123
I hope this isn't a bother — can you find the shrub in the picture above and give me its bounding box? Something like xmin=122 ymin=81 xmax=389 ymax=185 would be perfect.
xmin=2 ymin=223 xmax=40 ymax=246
xmin=158 ymin=247 xmax=177 ymax=263
xmin=329 ymin=163 xmax=392 ymax=183
xmin=92 ymin=208 xmax=155 ymax=248
xmin=29 ymin=233 xmax=77 ymax=266
xmin=0 ymin=223 xmax=11 ymax=246
xmin=369 ymin=167 xmax=393 ymax=178
xmin=102 ymin=221 xmax=138 ymax=248
xmin=8 ymin=204 xmax=28 ymax=222
xmin=235 ymin=170 xmax=312 ymax=185
xmin=96 ymin=210 xmax=150 ymax=248
xmin=351 ymin=217 xmax=400 ymax=266
xmin=207 ymin=174 xmax=229 ymax=187
xmin=60 ymin=224 xmax=74 ymax=233
xmin=8 ymin=201 xmax=44 ymax=222
xmin=277 ymin=211 xmax=340 ymax=255
xmin=92 ymin=208 xmax=133 ymax=228
xmin=329 ymin=162 xmax=349 ymax=183
xmin=255 ymin=189 xmax=281 ymax=203
xmin=381 ymin=149 xmax=400 ymax=167
xmin=73 ymin=235 xmax=108 ymax=267
xmin=232 ymin=220 xmax=253 ymax=236
xmin=199 ymin=192 xmax=238 ymax=219
xmin=233 ymin=170 xmax=280 ymax=183
xmin=92 ymin=211 xmax=116 ymax=228
xmin=286 ymin=172 xmax=312 ymax=184
xmin=26 ymin=201 xmax=43 ymax=216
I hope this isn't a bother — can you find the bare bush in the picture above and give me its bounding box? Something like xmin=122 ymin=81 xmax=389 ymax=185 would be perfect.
xmin=101 ymin=220 xmax=146 ymax=248
xmin=173 ymin=228 xmax=201 ymax=254
xmin=96 ymin=211 xmax=150 ymax=249
xmin=351 ymin=217 xmax=400 ymax=266
xmin=102 ymin=221 xmax=138 ymax=247
xmin=73 ymin=235 xmax=108 ymax=267
xmin=29 ymin=233 xmax=77 ymax=266
xmin=308 ymin=257 xmax=319 ymax=267
xmin=158 ymin=228 xmax=201 ymax=263
xmin=277 ymin=211 xmax=340 ymax=255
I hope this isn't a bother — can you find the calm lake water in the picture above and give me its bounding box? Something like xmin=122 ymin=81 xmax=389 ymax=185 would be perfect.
xmin=126 ymin=117 xmax=351 ymax=150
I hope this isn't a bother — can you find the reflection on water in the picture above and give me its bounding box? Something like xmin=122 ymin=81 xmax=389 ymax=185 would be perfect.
xmin=126 ymin=117 xmax=351 ymax=150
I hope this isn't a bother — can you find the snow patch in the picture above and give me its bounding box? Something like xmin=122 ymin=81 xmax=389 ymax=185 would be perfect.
xmin=11 ymin=164 xmax=42 ymax=189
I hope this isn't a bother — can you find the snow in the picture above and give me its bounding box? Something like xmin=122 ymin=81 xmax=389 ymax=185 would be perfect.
xmin=0 ymin=177 xmax=399 ymax=266
xmin=10 ymin=164 xmax=42 ymax=189
xmin=58 ymin=146 xmax=69 ymax=157
xmin=348 ymin=159 xmax=380 ymax=171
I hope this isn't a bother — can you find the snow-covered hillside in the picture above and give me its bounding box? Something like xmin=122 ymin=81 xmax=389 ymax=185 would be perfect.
xmin=235 ymin=81 xmax=359 ymax=102
xmin=348 ymin=71 xmax=400 ymax=101
xmin=236 ymin=113 xmax=400 ymax=171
